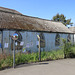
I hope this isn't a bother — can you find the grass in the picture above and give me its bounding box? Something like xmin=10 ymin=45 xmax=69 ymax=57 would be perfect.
xmin=0 ymin=46 xmax=75 ymax=70
xmin=0 ymin=54 xmax=13 ymax=69
xmin=41 ymin=49 xmax=64 ymax=61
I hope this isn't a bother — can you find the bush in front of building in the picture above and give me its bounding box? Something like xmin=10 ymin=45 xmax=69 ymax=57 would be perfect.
xmin=62 ymin=39 xmax=75 ymax=58
xmin=0 ymin=46 xmax=75 ymax=70
xmin=0 ymin=54 xmax=13 ymax=69
xmin=0 ymin=49 xmax=64 ymax=70
xmin=15 ymin=52 xmax=39 ymax=65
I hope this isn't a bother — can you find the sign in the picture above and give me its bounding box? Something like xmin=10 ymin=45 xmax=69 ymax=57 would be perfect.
xmin=12 ymin=33 xmax=18 ymax=40
xmin=15 ymin=42 xmax=18 ymax=46
xmin=20 ymin=42 xmax=24 ymax=46
xmin=4 ymin=43 xmax=9 ymax=48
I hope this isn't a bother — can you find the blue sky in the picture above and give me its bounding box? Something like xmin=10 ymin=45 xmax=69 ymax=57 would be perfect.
xmin=0 ymin=0 xmax=75 ymax=25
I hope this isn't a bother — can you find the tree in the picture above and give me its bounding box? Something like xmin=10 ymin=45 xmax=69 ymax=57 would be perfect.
xmin=52 ymin=13 xmax=73 ymax=26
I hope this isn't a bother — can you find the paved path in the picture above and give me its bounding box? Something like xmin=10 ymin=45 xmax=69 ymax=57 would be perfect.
xmin=0 ymin=59 xmax=75 ymax=75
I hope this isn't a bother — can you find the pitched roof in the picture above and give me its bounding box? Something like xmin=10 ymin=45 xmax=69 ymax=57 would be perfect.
xmin=0 ymin=7 xmax=22 ymax=14
xmin=69 ymin=27 xmax=75 ymax=33
xmin=0 ymin=7 xmax=73 ymax=33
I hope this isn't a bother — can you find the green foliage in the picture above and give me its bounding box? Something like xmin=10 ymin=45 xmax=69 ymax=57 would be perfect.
xmin=41 ymin=50 xmax=64 ymax=61
xmin=0 ymin=54 xmax=13 ymax=69
xmin=64 ymin=42 xmax=72 ymax=58
xmin=15 ymin=52 xmax=39 ymax=64
xmin=0 ymin=45 xmax=75 ymax=70
xmin=0 ymin=50 xmax=64 ymax=69
xmin=52 ymin=13 xmax=73 ymax=26
xmin=68 ymin=46 xmax=75 ymax=58
xmin=62 ymin=38 xmax=75 ymax=58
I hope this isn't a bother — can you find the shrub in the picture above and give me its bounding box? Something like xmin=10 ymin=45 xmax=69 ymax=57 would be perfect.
xmin=62 ymin=38 xmax=75 ymax=58
xmin=1 ymin=46 xmax=75 ymax=70
xmin=0 ymin=54 xmax=13 ymax=69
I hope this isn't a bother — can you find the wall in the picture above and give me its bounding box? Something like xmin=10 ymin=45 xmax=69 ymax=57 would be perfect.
xmin=70 ymin=34 xmax=74 ymax=44
xmin=73 ymin=34 xmax=75 ymax=44
xmin=0 ymin=30 xmax=73 ymax=54
xmin=0 ymin=31 xmax=2 ymax=53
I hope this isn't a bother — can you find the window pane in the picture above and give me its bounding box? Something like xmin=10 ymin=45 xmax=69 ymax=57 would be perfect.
xmin=55 ymin=33 xmax=60 ymax=46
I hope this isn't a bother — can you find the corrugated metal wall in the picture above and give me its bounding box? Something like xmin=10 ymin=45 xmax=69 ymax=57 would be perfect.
xmin=0 ymin=30 xmax=74 ymax=54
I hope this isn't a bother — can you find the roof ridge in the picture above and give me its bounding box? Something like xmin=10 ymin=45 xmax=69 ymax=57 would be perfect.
xmin=0 ymin=7 xmax=63 ymax=23
xmin=0 ymin=6 xmax=22 ymax=14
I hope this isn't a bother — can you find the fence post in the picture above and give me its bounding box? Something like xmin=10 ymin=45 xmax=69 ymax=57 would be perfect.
xmin=37 ymin=35 xmax=41 ymax=62
xmin=13 ymin=40 xmax=15 ymax=68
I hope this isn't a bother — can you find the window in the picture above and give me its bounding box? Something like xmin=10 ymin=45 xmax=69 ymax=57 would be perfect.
xmin=55 ymin=33 xmax=60 ymax=46
xmin=39 ymin=33 xmax=45 ymax=48
xmin=67 ymin=34 xmax=71 ymax=42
